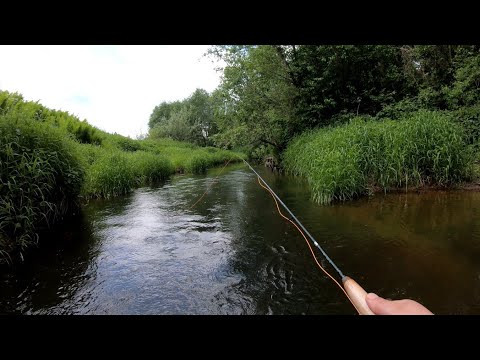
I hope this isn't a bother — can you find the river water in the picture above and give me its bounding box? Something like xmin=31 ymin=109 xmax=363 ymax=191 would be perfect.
xmin=2 ymin=164 xmax=480 ymax=314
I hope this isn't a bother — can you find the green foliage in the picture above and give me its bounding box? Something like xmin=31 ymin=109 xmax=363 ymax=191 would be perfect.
xmin=0 ymin=90 xmax=105 ymax=145
xmin=208 ymin=45 xmax=298 ymax=153
xmin=290 ymin=45 xmax=415 ymax=126
xmin=187 ymin=88 xmax=217 ymax=145
xmin=82 ymin=150 xmax=136 ymax=199
xmin=148 ymin=100 xmax=183 ymax=129
xmin=0 ymin=113 xmax=84 ymax=262
xmin=148 ymin=89 xmax=217 ymax=146
xmin=207 ymin=45 xmax=428 ymax=155
xmin=413 ymin=45 xmax=459 ymax=90
xmin=150 ymin=106 xmax=192 ymax=143
xmin=78 ymin=143 xmax=105 ymax=166
xmin=80 ymin=139 xmax=241 ymax=197
xmin=72 ymin=121 xmax=104 ymax=145
xmin=415 ymin=86 xmax=450 ymax=110
xmin=375 ymin=97 xmax=424 ymax=120
xmin=284 ymin=111 xmax=471 ymax=205
xmin=129 ymin=151 xmax=174 ymax=185
xmin=182 ymin=148 xmax=244 ymax=175
xmin=446 ymin=52 xmax=480 ymax=108
xmin=449 ymin=104 xmax=480 ymax=147
xmin=210 ymin=121 xmax=249 ymax=149
xmin=406 ymin=46 xmax=480 ymax=111
xmin=283 ymin=123 xmax=366 ymax=204
xmin=206 ymin=45 xmax=480 ymax=194
xmin=207 ymin=45 xmax=480 ymax=161
xmin=186 ymin=155 xmax=209 ymax=174
xmin=249 ymin=144 xmax=276 ymax=163
xmin=105 ymin=133 xmax=142 ymax=152
xmin=155 ymin=140 xmax=242 ymax=174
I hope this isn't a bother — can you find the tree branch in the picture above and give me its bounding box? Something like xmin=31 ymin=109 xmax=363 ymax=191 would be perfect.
xmin=273 ymin=45 xmax=299 ymax=86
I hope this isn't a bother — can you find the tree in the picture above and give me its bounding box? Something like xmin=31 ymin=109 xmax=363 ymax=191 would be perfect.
xmin=289 ymin=45 xmax=415 ymax=126
xmin=148 ymin=89 xmax=217 ymax=146
xmin=184 ymin=89 xmax=216 ymax=146
xmin=208 ymin=45 xmax=297 ymax=155
xmin=446 ymin=47 xmax=480 ymax=108
xmin=148 ymin=100 xmax=182 ymax=129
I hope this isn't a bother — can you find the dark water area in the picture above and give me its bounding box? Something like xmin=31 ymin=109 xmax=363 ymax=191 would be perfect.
xmin=2 ymin=164 xmax=480 ymax=314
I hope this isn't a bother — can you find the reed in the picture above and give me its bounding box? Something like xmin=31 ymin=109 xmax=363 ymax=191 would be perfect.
xmin=283 ymin=111 xmax=472 ymax=204
xmin=0 ymin=113 xmax=84 ymax=262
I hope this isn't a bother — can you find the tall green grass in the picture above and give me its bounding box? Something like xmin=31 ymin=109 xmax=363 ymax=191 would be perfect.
xmin=129 ymin=151 xmax=174 ymax=185
xmin=82 ymin=150 xmax=136 ymax=199
xmin=151 ymin=141 xmax=243 ymax=174
xmin=0 ymin=113 xmax=84 ymax=262
xmin=283 ymin=111 xmax=472 ymax=204
xmin=79 ymin=141 xmax=242 ymax=199
xmin=0 ymin=90 xmax=105 ymax=145
xmin=81 ymin=149 xmax=176 ymax=199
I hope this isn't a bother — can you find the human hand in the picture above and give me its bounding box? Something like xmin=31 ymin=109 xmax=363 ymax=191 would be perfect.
xmin=365 ymin=292 xmax=433 ymax=315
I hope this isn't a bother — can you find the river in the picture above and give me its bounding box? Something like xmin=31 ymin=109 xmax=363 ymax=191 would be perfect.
xmin=2 ymin=164 xmax=480 ymax=314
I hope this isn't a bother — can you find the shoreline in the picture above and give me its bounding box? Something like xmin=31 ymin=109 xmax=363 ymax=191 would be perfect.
xmin=367 ymin=181 xmax=480 ymax=196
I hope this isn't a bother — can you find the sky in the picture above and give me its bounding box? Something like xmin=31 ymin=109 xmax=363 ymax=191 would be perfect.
xmin=0 ymin=45 xmax=224 ymax=138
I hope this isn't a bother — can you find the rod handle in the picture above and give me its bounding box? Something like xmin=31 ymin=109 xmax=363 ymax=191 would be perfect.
xmin=342 ymin=276 xmax=375 ymax=315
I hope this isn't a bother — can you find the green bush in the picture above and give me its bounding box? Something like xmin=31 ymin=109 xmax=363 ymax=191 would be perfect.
xmin=449 ymin=104 xmax=480 ymax=147
xmin=446 ymin=52 xmax=480 ymax=108
xmin=77 ymin=143 xmax=106 ymax=166
xmin=375 ymin=97 xmax=423 ymax=120
xmin=106 ymin=134 xmax=142 ymax=152
xmin=72 ymin=122 xmax=104 ymax=145
xmin=0 ymin=113 xmax=84 ymax=262
xmin=284 ymin=111 xmax=471 ymax=204
xmin=248 ymin=144 xmax=275 ymax=163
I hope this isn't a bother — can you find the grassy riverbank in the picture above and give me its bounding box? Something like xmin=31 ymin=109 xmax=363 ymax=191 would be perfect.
xmin=0 ymin=91 xmax=244 ymax=263
xmin=283 ymin=111 xmax=473 ymax=204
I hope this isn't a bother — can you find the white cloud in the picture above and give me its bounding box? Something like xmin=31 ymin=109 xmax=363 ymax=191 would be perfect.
xmin=0 ymin=45 xmax=224 ymax=138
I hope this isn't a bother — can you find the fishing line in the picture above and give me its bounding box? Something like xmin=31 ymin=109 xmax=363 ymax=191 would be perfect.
xmin=242 ymin=159 xmax=345 ymax=278
xmin=189 ymin=158 xmax=233 ymax=209
xmin=188 ymin=155 xmax=362 ymax=313
xmin=255 ymin=175 xmax=358 ymax=313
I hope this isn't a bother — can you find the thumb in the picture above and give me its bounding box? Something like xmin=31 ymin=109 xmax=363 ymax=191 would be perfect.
xmin=365 ymin=293 xmax=400 ymax=315
xmin=365 ymin=292 xmax=433 ymax=315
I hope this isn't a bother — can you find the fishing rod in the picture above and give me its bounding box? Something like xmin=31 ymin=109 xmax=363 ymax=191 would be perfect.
xmin=242 ymin=158 xmax=374 ymax=315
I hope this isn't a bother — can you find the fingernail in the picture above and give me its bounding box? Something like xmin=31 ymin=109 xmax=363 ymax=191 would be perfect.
xmin=366 ymin=293 xmax=379 ymax=300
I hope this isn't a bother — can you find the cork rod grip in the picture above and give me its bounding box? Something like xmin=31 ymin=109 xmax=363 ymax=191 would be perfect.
xmin=342 ymin=276 xmax=375 ymax=315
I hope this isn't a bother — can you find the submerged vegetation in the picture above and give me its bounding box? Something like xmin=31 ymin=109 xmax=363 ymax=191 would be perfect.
xmin=0 ymin=90 xmax=243 ymax=263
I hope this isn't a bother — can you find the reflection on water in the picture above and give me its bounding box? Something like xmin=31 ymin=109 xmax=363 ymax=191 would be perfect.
xmin=1 ymin=164 xmax=480 ymax=314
